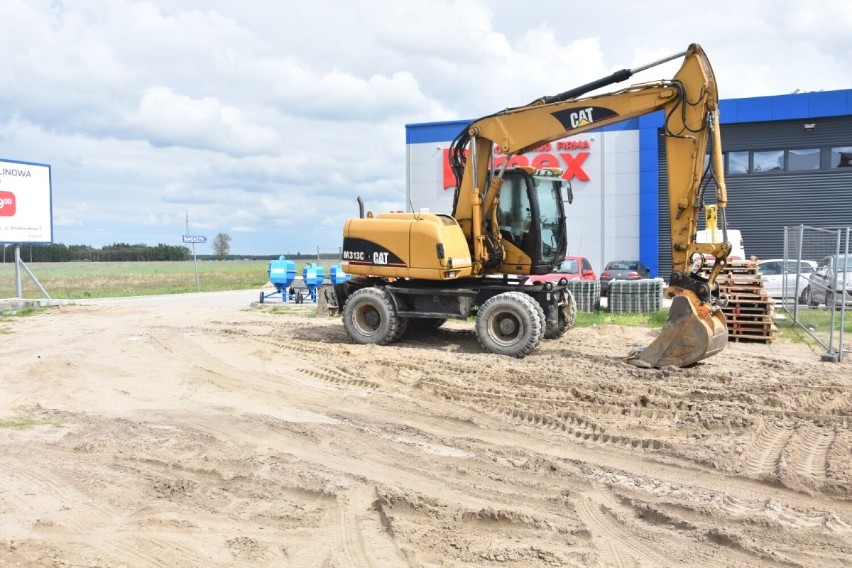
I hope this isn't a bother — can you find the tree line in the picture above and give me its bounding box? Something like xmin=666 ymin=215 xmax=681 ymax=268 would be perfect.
xmin=3 ymin=243 xmax=193 ymax=262
xmin=2 ymin=239 xmax=344 ymax=263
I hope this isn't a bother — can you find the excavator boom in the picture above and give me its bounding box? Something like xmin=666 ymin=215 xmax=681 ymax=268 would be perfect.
xmin=450 ymin=44 xmax=730 ymax=367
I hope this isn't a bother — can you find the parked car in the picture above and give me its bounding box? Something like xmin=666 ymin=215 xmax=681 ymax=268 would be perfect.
xmin=802 ymin=254 xmax=852 ymax=308
xmin=758 ymin=258 xmax=816 ymax=302
xmin=527 ymin=255 xmax=596 ymax=284
xmin=599 ymin=260 xmax=651 ymax=295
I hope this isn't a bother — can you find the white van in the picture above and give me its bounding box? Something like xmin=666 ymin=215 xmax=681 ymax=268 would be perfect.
xmin=695 ymin=229 xmax=745 ymax=261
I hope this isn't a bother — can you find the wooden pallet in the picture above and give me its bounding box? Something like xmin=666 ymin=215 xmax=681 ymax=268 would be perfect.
xmin=700 ymin=257 xmax=777 ymax=343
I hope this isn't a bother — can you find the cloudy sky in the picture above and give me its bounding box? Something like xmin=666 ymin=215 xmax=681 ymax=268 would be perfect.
xmin=1 ymin=0 xmax=849 ymax=255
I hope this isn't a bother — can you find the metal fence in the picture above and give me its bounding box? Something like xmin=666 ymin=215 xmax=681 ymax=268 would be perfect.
xmin=779 ymin=225 xmax=849 ymax=362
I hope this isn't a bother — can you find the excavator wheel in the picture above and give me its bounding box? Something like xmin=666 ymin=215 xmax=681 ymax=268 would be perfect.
xmin=475 ymin=292 xmax=543 ymax=358
xmin=544 ymin=289 xmax=577 ymax=340
xmin=342 ymin=287 xmax=403 ymax=345
xmin=391 ymin=316 xmax=409 ymax=342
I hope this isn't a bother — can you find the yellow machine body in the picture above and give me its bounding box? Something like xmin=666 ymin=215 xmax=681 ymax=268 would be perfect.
xmin=342 ymin=212 xmax=474 ymax=280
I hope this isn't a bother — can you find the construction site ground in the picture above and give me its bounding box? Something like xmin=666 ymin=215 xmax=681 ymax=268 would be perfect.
xmin=1 ymin=290 xmax=850 ymax=567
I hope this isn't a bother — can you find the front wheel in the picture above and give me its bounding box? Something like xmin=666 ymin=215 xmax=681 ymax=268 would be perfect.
xmin=803 ymin=286 xmax=817 ymax=307
xmin=475 ymin=292 xmax=543 ymax=358
xmin=342 ymin=287 xmax=402 ymax=345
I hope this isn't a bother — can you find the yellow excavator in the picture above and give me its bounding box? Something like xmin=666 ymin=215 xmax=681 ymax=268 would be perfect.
xmin=329 ymin=43 xmax=731 ymax=367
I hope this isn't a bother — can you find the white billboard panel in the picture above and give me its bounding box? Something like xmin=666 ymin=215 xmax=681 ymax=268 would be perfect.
xmin=0 ymin=158 xmax=53 ymax=244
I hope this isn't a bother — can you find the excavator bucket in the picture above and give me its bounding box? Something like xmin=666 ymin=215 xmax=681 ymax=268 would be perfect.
xmin=628 ymin=290 xmax=727 ymax=368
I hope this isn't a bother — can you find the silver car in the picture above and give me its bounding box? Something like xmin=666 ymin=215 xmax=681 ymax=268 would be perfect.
xmin=802 ymin=254 xmax=852 ymax=308
xmin=758 ymin=259 xmax=816 ymax=302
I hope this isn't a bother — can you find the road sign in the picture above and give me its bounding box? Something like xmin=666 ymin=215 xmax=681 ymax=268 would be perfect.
xmin=182 ymin=235 xmax=207 ymax=244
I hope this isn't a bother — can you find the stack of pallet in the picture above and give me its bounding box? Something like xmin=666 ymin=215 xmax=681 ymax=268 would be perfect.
xmin=700 ymin=257 xmax=777 ymax=343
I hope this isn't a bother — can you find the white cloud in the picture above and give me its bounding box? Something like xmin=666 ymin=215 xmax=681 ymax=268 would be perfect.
xmin=130 ymin=86 xmax=280 ymax=155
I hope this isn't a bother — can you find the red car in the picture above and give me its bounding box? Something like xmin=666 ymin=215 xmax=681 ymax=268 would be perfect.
xmin=528 ymin=255 xmax=597 ymax=284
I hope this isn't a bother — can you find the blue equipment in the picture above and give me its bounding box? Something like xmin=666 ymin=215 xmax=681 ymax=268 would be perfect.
xmin=329 ymin=264 xmax=351 ymax=284
xmin=260 ymin=256 xmax=296 ymax=303
xmin=302 ymin=263 xmax=326 ymax=302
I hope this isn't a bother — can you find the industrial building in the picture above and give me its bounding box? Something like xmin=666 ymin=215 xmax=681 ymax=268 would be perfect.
xmin=406 ymin=88 xmax=852 ymax=277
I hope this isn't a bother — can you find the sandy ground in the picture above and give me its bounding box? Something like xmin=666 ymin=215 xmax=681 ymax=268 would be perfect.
xmin=1 ymin=289 xmax=850 ymax=567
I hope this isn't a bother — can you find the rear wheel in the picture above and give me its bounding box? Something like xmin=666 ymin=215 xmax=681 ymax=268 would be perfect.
xmin=803 ymin=286 xmax=817 ymax=307
xmin=391 ymin=316 xmax=409 ymax=342
xmin=544 ymin=290 xmax=577 ymax=340
xmin=342 ymin=287 xmax=401 ymax=345
xmin=475 ymin=292 xmax=543 ymax=357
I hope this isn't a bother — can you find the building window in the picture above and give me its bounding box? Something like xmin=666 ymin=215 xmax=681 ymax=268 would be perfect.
xmin=832 ymin=146 xmax=852 ymax=168
xmin=788 ymin=148 xmax=820 ymax=171
xmin=721 ymin=146 xmax=852 ymax=175
xmin=728 ymin=152 xmax=749 ymax=174
xmin=753 ymin=150 xmax=784 ymax=173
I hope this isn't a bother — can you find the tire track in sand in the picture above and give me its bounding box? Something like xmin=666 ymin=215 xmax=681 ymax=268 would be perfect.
xmin=741 ymin=419 xmax=795 ymax=479
xmin=787 ymin=424 xmax=834 ymax=484
xmin=572 ymin=488 xmax=675 ymax=568
xmin=291 ymin=486 xmax=406 ymax=568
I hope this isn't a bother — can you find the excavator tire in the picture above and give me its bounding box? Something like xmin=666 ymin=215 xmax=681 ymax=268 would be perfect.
xmin=391 ymin=316 xmax=409 ymax=342
xmin=544 ymin=290 xmax=577 ymax=340
xmin=342 ymin=287 xmax=402 ymax=345
xmin=475 ymin=291 xmax=543 ymax=358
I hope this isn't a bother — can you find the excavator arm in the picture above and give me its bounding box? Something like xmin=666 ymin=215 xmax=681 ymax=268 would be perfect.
xmin=450 ymin=44 xmax=731 ymax=367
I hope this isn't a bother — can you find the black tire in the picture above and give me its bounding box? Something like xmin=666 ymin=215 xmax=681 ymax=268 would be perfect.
xmin=475 ymin=291 xmax=543 ymax=358
xmin=803 ymin=286 xmax=817 ymax=307
xmin=259 ymin=292 xmax=265 ymax=304
xmin=342 ymin=287 xmax=401 ymax=345
xmin=544 ymin=289 xmax=577 ymax=340
xmin=391 ymin=316 xmax=409 ymax=342
xmin=526 ymin=296 xmax=546 ymax=336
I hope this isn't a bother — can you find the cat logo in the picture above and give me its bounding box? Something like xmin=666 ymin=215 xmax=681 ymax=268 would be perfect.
xmin=568 ymin=107 xmax=596 ymax=129
xmin=552 ymin=106 xmax=619 ymax=132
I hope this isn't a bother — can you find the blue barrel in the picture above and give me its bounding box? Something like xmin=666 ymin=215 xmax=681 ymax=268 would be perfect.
xmin=329 ymin=264 xmax=351 ymax=284
xmin=268 ymin=256 xmax=296 ymax=288
xmin=302 ymin=263 xmax=325 ymax=288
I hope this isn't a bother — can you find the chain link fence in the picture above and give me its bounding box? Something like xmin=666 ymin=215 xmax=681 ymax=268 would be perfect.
xmin=779 ymin=225 xmax=849 ymax=362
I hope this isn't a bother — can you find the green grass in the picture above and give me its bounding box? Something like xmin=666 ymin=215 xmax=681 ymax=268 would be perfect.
xmin=0 ymin=417 xmax=63 ymax=429
xmin=0 ymin=260 xmax=339 ymax=299
xmin=0 ymin=306 xmax=45 ymax=319
xmin=574 ymin=309 xmax=670 ymax=328
xmin=772 ymin=307 xmax=852 ymax=342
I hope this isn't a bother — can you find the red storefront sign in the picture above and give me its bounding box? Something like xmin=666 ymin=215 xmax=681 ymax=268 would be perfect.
xmin=442 ymin=139 xmax=591 ymax=190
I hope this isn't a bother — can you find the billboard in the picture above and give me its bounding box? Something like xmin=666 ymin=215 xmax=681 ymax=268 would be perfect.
xmin=0 ymin=158 xmax=53 ymax=244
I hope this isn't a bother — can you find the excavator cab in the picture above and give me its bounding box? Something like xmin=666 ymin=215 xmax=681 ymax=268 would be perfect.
xmin=495 ymin=167 xmax=570 ymax=275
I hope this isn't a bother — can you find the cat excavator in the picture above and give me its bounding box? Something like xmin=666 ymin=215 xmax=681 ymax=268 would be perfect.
xmin=329 ymin=43 xmax=731 ymax=368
